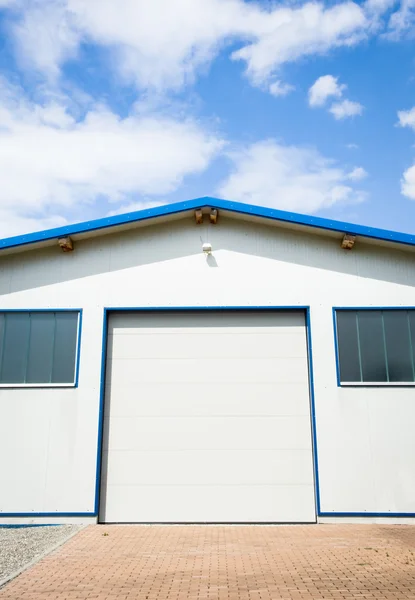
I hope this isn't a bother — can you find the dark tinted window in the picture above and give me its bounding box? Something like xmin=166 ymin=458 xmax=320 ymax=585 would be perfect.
xmin=336 ymin=310 xmax=415 ymax=384
xmin=358 ymin=311 xmax=388 ymax=382
xmin=0 ymin=311 xmax=79 ymax=385
xmin=383 ymin=311 xmax=414 ymax=382
xmin=336 ymin=311 xmax=361 ymax=382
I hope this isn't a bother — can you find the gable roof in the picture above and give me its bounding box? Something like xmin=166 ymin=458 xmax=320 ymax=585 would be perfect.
xmin=1 ymin=196 xmax=415 ymax=253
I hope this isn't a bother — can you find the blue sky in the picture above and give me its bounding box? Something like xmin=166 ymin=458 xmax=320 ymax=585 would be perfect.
xmin=0 ymin=0 xmax=415 ymax=237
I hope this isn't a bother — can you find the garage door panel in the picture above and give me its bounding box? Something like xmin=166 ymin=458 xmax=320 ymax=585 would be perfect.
xmin=104 ymin=416 xmax=313 ymax=451
xmin=108 ymin=311 xmax=305 ymax=331
xmin=107 ymin=330 xmax=307 ymax=359
xmin=102 ymin=449 xmax=314 ymax=486
xmin=106 ymin=357 xmax=309 ymax=385
xmin=101 ymin=484 xmax=316 ymax=523
xmin=103 ymin=383 xmax=311 ymax=417
xmin=101 ymin=311 xmax=315 ymax=523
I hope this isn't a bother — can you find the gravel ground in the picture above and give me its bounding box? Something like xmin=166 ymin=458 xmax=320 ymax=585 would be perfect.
xmin=0 ymin=525 xmax=81 ymax=584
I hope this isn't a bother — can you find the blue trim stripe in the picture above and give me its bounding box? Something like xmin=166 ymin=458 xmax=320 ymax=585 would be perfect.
xmin=2 ymin=197 xmax=415 ymax=251
xmin=0 ymin=308 xmax=83 ymax=312
xmin=0 ymin=513 xmax=95 ymax=517
xmin=332 ymin=308 xmax=342 ymax=387
xmin=320 ymin=512 xmax=415 ymax=518
xmin=94 ymin=308 xmax=109 ymax=516
xmin=100 ymin=306 xmax=310 ymax=312
xmin=0 ymin=524 xmax=61 ymax=528
xmin=74 ymin=310 xmax=82 ymax=388
xmin=332 ymin=306 xmax=415 ymax=311
xmin=305 ymin=308 xmax=320 ymax=517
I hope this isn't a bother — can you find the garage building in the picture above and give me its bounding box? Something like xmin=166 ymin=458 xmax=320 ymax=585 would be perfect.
xmin=1 ymin=197 xmax=415 ymax=524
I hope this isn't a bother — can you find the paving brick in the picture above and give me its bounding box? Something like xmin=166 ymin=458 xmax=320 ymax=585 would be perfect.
xmin=0 ymin=525 xmax=414 ymax=599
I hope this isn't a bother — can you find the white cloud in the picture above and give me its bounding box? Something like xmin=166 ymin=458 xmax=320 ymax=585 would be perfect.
xmin=218 ymin=139 xmax=366 ymax=213
xmin=3 ymin=0 xmax=385 ymax=94
xmin=348 ymin=166 xmax=368 ymax=180
xmin=402 ymin=164 xmax=415 ymax=199
xmin=268 ymin=80 xmax=295 ymax=97
xmin=329 ymin=99 xmax=364 ymax=119
xmin=308 ymin=75 xmax=346 ymax=107
xmin=308 ymin=75 xmax=364 ymax=120
xmin=10 ymin=0 xmax=251 ymax=90
xmin=0 ymin=210 xmax=67 ymax=238
xmin=346 ymin=143 xmax=359 ymax=149
xmin=385 ymin=0 xmax=415 ymax=39
xmin=107 ymin=200 xmax=164 ymax=217
xmin=231 ymin=2 xmax=368 ymax=88
xmin=397 ymin=106 xmax=415 ymax=130
xmin=398 ymin=105 xmax=415 ymax=200
xmin=365 ymin=0 xmax=397 ymax=12
xmin=12 ymin=2 xmax=81 ymax=79
xmin=0 ymin=77 xmax=223 ymax=236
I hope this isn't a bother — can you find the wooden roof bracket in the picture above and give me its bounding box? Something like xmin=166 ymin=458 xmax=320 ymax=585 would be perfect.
xmin=341 ymin=234 xmax=356 ymax=250
xmin=58 ymin=236 xmax=74 ymax=252
xmin=209 ymin=208 xmax=218 ymax=224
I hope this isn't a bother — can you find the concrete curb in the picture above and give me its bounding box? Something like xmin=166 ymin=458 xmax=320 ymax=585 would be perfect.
xmin=0 ymin=525 xmax=86 ymax=590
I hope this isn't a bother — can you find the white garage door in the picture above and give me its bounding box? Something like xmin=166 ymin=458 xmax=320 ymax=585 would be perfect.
xmin=100 ymin=311 xmax=316 ymax=523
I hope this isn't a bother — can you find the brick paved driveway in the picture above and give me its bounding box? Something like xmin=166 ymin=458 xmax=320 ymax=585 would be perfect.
xmin=1 ymin=525 xmax=415 ymax=599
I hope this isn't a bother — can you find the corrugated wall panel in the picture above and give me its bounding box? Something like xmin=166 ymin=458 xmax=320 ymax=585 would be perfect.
xmin=0 ymin=216 xmax=415 ymax=517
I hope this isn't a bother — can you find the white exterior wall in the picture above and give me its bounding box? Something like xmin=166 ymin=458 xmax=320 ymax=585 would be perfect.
xmin=1 ymin=215 xmax=415 ymax=520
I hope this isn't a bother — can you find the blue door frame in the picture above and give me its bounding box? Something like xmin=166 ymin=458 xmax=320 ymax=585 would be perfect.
xmin=94 ymin=306 xmax=321 ymax=522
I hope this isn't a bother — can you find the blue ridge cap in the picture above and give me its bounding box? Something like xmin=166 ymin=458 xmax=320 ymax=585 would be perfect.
xmin=1 ymin=196 xmax=415 ymax=251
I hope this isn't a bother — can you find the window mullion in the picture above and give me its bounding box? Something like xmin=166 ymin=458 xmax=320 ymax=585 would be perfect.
xmin=355 ymin=312 xmax=363 ymax=382
xmin=23 ymin=314 xmax=32 ymax=384
xmin=381 ymin=312 xmax=390 ymax=383
xmin=50 ymin=312 xmax=57 ymax=384
xmin=0 ymin=315 xmax=7 ymax=381
xmin=407 ymin=312 xmax=415 ymax=382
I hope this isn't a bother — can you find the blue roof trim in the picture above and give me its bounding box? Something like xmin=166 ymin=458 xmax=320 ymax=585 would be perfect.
xmin=2 ymin=196 xmax=415 ymax=251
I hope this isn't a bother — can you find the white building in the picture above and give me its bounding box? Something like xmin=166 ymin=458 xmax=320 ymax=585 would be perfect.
xmin=1 ymin=197 xmax=415 ymax=525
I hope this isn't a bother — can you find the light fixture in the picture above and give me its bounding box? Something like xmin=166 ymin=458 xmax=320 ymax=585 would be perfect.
xmin=202 ymin=242 xmax=212 ymax=255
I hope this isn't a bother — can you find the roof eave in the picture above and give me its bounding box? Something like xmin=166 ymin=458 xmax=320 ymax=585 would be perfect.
xmin=1 ymin=196 xmax=415 ymax=253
